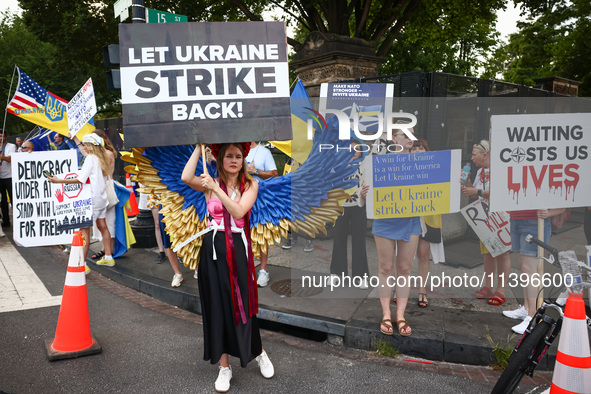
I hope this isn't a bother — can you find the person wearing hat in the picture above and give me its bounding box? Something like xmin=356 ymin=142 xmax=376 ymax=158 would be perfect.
xmin=48 ymin=132 xmax=115 ymax=270
xmin=182 ymin=142 xmax=274 ymax=393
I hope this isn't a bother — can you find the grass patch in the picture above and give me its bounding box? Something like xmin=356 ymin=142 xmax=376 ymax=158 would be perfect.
xmin=485 ymin=325 xmax=516 ymax=370
xmin=375 ymin=339 xmax=400 ymax=358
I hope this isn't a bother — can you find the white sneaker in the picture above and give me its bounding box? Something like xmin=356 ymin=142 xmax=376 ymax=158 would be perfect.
xmin=358 ymin=278 xmax=369 ymax=289
xmin=257 ymin=269 xmax=269 ymax=287
xmin=171 ymin=274 xmax=183 ymax=287
xmin=502 ymin=305 xmax=528 ymax=320
xmin=303 ymin=239 xmax=314 ymax=252
xmin=255 ymin=350 xmax=274 ymax=379
xmin=194 ymin=270 xmax=198 ymax=280
xmin=214 ymin=366 xmax=232 ymax=392
xmin=512 ymin=316 xmax=532 ymax=335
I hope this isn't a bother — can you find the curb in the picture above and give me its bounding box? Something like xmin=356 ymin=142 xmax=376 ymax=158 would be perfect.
xmin=88 ymin=259 xmax=557 ymax=369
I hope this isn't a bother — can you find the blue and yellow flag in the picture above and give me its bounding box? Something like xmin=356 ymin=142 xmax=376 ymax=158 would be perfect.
xmin=5 ymin=67 xmax=95 ymax=139
xmin=271 ymin=80 xmax=318 ymax=164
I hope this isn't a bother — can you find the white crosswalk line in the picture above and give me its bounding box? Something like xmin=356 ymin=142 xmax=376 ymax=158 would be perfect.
xmin=0 ymin=237 xmax=62 ymax=313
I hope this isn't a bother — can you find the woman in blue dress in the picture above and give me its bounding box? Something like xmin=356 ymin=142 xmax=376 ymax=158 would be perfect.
xmin=364 ymin=127 xmax=420 ymax=336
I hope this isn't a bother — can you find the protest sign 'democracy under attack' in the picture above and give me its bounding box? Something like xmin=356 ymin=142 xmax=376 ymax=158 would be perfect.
xmin=119 ymin=21 xmax=292 ymax=147
xmin=366 ymin=150 xmax=462 ymax=219
xmin=489 ymin=113 xmax=591 ymax=212
xmin=11 ymin=150 xmax=92 ymax=247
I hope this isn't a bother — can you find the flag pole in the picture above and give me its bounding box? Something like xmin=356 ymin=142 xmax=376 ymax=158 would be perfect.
xmin=2 ymin=65 xmax=18 ymax=131
xmin=201 ymin=145 xmax=208 ymax=176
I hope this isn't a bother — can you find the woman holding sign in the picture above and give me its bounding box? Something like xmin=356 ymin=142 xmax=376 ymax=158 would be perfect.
xmin=182 ymin=143 xmax=273 ymax=393
xmin=363 ymin=126 xmax=420 ymax=337
xmin=48 ymin=132 xmax=114 ymax=268
xmin=462 ymin=140 xmax=511 ymax=306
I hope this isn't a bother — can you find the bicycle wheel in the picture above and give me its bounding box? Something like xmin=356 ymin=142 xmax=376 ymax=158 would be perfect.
xmin=491 ymin=321 xmax=551 ymax=394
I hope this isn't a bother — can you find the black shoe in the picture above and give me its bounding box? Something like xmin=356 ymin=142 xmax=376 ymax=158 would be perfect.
xmin=1 ymin=222 xmax=10 ymax=228
xmin=155 ymin=252 xmax=167 ymax=264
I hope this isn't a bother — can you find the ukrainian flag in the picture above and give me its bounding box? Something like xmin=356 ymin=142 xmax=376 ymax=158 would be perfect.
xmin=5 ymin=67 xmax=95 ymax=139
xmin=271 ymin=80 xmax=318 ymax=164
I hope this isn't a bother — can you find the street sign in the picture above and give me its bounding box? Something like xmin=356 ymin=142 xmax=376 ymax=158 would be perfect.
xmin=146 ymin=8 xmax=188 ymax=23
xmin=114 ymin=0 xmax=131 ymax=21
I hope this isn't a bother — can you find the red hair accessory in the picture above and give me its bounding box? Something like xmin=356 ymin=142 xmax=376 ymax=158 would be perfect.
xmin=209 ymin=143 xmax=251 ymax=159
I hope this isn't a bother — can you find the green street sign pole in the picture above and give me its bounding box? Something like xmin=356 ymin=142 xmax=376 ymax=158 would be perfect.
xmin=145 ymin=8 xmax=188 ymax=23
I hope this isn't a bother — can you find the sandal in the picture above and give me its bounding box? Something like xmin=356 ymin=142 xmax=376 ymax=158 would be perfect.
xmin=380 ymin=319 xmax=394 ymax=335
xmin=396 ymin=320 xmax=412 ymax=336
xmin=475 ymin=286 xmax=493 ymax=299
xmin=418 ymin=293 xmax=428 ymax=308
xmin=488 ymin=291 xmax=506 ymax=306
xmin=92 ymin=250 xmax=105 ymax=259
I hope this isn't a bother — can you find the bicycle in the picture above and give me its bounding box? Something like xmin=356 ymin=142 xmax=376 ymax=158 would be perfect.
xmin=491 ymin=234 xmax=591 ymax=394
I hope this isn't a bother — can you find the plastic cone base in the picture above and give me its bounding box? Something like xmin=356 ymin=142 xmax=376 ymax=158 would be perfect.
xmin=45 ymin=335 xmax=101 ymax=361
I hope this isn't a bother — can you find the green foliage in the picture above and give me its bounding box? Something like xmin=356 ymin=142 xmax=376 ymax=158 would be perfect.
xmin=381 ymin=0 xmax=502 ymax=76
xmin=0 ymin=11 xmax=67 ymax=134
xmin=485 ymin=326 xmax=516 ymax=370
xmin=487 ymin=0 xmax=591 ymax=96
xmin=375 ymin=339 xmax=399 ymax=358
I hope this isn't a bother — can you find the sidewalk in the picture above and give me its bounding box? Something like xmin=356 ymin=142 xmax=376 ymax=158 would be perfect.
xmin=86 ymin=208 xmax=589 ymax=369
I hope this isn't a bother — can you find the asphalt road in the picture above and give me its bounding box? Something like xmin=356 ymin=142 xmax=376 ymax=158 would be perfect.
xmin=0 ymin=235 xmax=502 ymax=393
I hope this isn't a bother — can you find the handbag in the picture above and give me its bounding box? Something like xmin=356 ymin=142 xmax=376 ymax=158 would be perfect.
xmin=106 ymin=177 xmax=119 ymax=209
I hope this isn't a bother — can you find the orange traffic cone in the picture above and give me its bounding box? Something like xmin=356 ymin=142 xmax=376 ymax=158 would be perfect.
xmin=45 ymin=231 xmax=101 ymax=361
xmin=125 ymin=173 xmax=139 ymax=217
xmin=550 ymin=292 xmax=591 ymax=393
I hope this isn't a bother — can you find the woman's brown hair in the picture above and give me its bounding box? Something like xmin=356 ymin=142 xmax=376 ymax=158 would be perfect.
xmin=216 ymin=143 xmax=253 ymax=191
xmin=412 ymin=138 xmax=430 ymax=151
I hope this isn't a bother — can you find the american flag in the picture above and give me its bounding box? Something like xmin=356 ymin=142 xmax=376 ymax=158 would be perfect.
xmin=6 ymin=68 xmax=67 ymax=114
xmin=7 ymin=68 xmax=47 ymax=111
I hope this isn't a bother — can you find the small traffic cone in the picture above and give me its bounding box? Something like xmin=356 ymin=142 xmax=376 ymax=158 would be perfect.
xmin=125 ymin=173 xmax=139 ymax=217
xmin=45 ymin=231 xmax=101 ymax=361
xmin=550 ymin=292 xmax=591 ymax=393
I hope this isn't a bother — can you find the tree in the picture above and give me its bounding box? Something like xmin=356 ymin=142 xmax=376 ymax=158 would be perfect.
xmin=13 ymin=0 xmax=508 ymax=118
xmin=0 ymin=11 xmax=88 ymax=134
xmin=380 ymin=0 xmax=502 ymax=76
xmin=487 ymin=0 xmax=591 ymax=96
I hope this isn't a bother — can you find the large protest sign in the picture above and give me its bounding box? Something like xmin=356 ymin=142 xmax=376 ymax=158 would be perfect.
xmin=66 ymin=78 xmax=97 ymax=138
xmin=461 ymin=199 xmax=511 ymax=257
xmin=119 ymin=21 xmax=291 ymax=147
xmin=489 ymin=113 xmax=591 ymax=212
xmin=11 ymin=150 xmax=92 ymax=247
xmin=318 ymin=83 xmax=397 ymax=150
xmin=366 ymin=150 xmax=461 ymax=219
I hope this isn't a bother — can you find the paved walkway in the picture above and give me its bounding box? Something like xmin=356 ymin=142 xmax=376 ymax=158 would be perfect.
xmin=79 ymin=207 xmax=589 ymax=370
xmin=0 ymin=235 xmax=61 ymax=313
